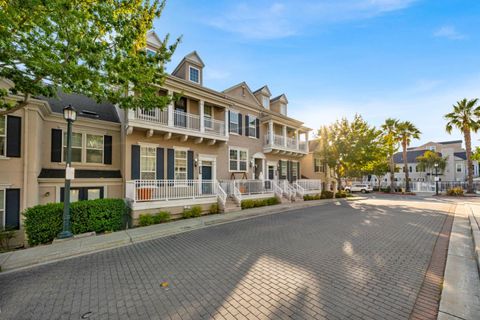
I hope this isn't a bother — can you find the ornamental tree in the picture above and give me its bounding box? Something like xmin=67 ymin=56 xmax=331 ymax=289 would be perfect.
xmin=0 ymin=0 xmax=180 ymax=116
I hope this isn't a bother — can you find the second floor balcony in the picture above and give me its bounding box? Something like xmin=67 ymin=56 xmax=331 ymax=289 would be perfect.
xmin=127 ymin=101 xmax=228 ymax=143
xmin=264 ymin=134 xmax=308 ymax=155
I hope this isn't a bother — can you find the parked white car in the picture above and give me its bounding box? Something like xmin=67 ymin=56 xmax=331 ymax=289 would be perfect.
xmin=345 ymin=184 xmax=373 ymax=193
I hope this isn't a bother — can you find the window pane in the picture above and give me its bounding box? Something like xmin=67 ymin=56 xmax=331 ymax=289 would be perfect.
xmin=141 ymin=172 xmax=156 ymax=180
xmin=70 ymin=189 xmax=80 ymax=202
xmin=67 ymin=148 xmax=82 ymax=162
xmin=0 ymin=137 xmax=4 ymax=157
xmin=204 ymin=105 xmax=212 ymax=116
xmin=230 ymin=161 xmax=237 ymax=171
xmin=87 ymin=189 xmax=101 ymax=200
xmin=86 ymin=149 xmax=103 ymax=163
xmin=86 ymin=134 xmax=103 ymax=149
xmin=0 ymin=189 xmax=4 ymax=210
xmin=239 ymin=161 xmax=247 ymax=171
xmin=230 ymin=149 xmax=238 ymax=160
xmin=64 ymin=132 xmax=83 ymax=148
xmin=240 ymin=151 xmax=247 ymax=161
xmin=0 ymin=116 xmax=5 ymax=135
xmin=190 ymin=67 xmax=199 ymax=82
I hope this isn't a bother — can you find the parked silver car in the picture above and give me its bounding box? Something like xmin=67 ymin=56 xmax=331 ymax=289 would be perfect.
xmin=345 ymin=184 xmax=373 ymax=193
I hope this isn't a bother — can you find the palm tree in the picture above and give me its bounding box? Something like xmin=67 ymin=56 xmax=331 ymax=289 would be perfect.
xmin=381 ymin=118 xmax=399 ymax=192
xmin=396 ymin=121 xmax=421 ymax=192
xmin=445 ymin=98 xmax=480 ymax=193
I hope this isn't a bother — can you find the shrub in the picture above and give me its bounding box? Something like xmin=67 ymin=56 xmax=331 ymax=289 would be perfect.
xmin=183 ymin=205 xmax=203 ymax=219
xmin=241 ymin=197 xmax=279 ymax=209
xmin=380 ymin=186 xmax=391 ymax=193
xmin=0 ymin=226 xmax=17 ymax=250
xmin=303 ymin=194 xmax=321 ymax=201
xmin=23 ymin=199 xmax=127 ymax=246
xmin=209 ymin=203 xmax=220 ymax=215
xmin=153 ymin=211 xmax=171 ymax=224
xmin=335 ymin=190 xmax=348 ymax=198
xmin=320 ymin=190 xmax=334 ymax=199
xmin=139 ymin=214 xmax=155 ymax=227
xmin=447 ymin=187 xmax=464 ymax=196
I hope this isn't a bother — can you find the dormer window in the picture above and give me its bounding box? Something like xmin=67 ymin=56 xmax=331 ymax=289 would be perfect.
xmin=146 ymin=49 xmax=156 ymax=58
xmin=280 ymin=103 xmax=287 ymax=115
xmin=189 ymin=66 xmax=200 ymax=83
xmin=262 ymin=96 xmax=269 ymax=109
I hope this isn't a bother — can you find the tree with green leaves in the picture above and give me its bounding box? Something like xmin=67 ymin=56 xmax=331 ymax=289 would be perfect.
xmin=445 ymin=98 xmax=480 ymax=193
xmin=0 ymin=0 xmax=180 ymax=116
xmin=381 ymin=118 xmax=400 ymax=192
xmin=416 ymin=150 xmax=447 ymax=182
xmin=396 ymin=121 xmax=421 ymax=192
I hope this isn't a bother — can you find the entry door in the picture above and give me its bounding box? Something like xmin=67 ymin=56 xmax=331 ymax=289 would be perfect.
xmin=268 ymin=165 xmax=275 ymax=180
xmin=202 ymin=163 xmax=213 ymax=195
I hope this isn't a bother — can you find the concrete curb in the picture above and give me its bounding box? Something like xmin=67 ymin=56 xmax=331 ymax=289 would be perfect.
xmin=467 ymin=204 xmax=480 ymax=274
xmin=0 ymin=197 xmax=364 ymax=274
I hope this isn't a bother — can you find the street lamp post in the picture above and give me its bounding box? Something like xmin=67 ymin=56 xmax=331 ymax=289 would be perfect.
xmin=434 ymin=162 xmax=439 ymax=196
xmin=57 ymin=105 xmax=77 ymax=239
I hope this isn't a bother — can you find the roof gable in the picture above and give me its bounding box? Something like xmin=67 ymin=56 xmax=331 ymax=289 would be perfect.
xmin=184 ymin=51 xmax=205 ymax=68
xmin=253 ymin=85 xmax=272 ymax=97
xmin=223 ymin=82 xmax=261 ymax=106
xmin=146 ymin=31 xmax=162 ymax=48
xmin=271 ymin=94 xmax=288 ymax=104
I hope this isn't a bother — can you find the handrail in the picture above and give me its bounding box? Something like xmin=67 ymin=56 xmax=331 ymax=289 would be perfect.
xmin=233 ymin=185 xmax=242 ymax=205
xmin=273 ymin=181 xmax=283 ymax=199
xmin=217 ymin=184 xmax=227 ymax=206
xmin=293 ymin=182 xmax=305 ymax=197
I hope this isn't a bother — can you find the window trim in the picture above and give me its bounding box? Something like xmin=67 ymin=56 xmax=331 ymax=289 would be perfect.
xmin=228 ymin=147 xmax=248 ymax=173
xmin=0 ymin=115 xmax=6 ymax=158
xmin=85 ymin=134 xmax=104 ymax=164
xmin=174 ymin=149 xmax=188 ymax=181
xmin=204 ymin=105 xmax=214 ymax=129
xmin=189 ymin=66 xmax=200 ymax=83
xmin=229 ymin=110 xmax=240 ymax=134
xmin=280 ymin=103 xmax=287 ymax=115
xmin=248 ymin=114 xmax=257 ymax=138
xmin=262 ymin=96 xmax=269 ymax=109
xmin=140 ymin=145 xmax=157 ymax=180
xmin=62 ymin=131 xmax=105 ymax=164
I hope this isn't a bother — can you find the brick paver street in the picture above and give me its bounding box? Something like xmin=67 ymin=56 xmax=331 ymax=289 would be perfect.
xmin=0 ymin=196 xmax=452 ymax=320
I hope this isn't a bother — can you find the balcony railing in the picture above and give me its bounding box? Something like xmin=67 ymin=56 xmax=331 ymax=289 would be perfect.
xmin=130 ymin=108 xmax=226 ymax=138
xmin=264 ymin=134 xmax=307 ymax=153
xmin=296 ymin=179 xmax=322 ymax=192
xmin=219 ymin=179 xmax=275 ymax=196
xmin=126 ymin=179 xmax=218 ymax=202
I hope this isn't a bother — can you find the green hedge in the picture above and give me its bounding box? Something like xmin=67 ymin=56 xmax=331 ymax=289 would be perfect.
xmin=321 ymin=190 xmax=334 ymax=199
xmin=182 ymin=205 xmax=202 ymax=219
xmin=303 ymin=194 xmax=321 ymax=201
xmin=23 ymin=199 xmax=127 ymax=246
xmin=335 ymin=190 xmax=348 ymax=198
xmin=241 ymin=197 xmax=279 ymax=209
xmin=139 ymin=211 xmax=171 ymax=227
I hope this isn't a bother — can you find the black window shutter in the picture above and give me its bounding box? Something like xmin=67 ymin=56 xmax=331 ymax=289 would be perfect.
xmin=6 ymin=116 xmax=21 ymax=157
xmin=167 ymin=148 xmax=174 ymax=180
xmin=287 ymin=161 xmax=292 ymax=182
xmin=156 ymin=147 xmax=164 ymax=179
xmin=228 ymin=111 xmax=231 ymax=133
xmin=187 ymin=150 xmax=194 ymax=180
xmin=51 ymin=128 xmax=63 ymax=162
xmin=245 ymin=115 xmax=250 ymax=136
xmin=131 ymin=145 xmax=140 ymax=180
xmin=297 ymin=162 xmax=300 ymax=180
xmin=255 ymin=118 xmax=260 ymax=139
xmin=279 ymin=160 xmax=285 ymax=179
xmin=104 ymin=135 xmax=112 ymax=165
xmin=5 ymin=189 xmax=20 ymax=229
xmin=238 ymin=113 xmax=243 ymax=135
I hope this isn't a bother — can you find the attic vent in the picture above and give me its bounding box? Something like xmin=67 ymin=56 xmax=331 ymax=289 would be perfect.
xmin=81 ymin=110 xmax=100 ymax=118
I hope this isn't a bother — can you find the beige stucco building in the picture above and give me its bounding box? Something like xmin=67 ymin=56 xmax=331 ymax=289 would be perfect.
xmin=0 ymin=32 xmax=325 ymax=241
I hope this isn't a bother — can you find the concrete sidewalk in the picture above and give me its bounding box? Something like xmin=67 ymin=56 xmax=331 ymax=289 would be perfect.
xmin=0 ymin=197 xmax=362 ymax=273
xmin=438 ymin=203 xmax=480 ymax=320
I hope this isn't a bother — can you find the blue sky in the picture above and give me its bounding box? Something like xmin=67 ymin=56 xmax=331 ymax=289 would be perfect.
xmin=153 ymin=0 xmax=480 ymax=147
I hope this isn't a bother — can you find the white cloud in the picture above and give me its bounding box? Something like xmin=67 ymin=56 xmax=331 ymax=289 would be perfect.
xmin=207 ymin=0 xmax=418 ymax=39
xmin=434 ymin=25 xmax=466 ymax=40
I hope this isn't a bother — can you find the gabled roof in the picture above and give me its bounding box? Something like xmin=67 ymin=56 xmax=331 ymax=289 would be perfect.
xmin=393 ymin=149 xmax=442 ymax=164
xmin=454 ymin=151 xmax=467 ymax=160
xmin=146 ymin=31 xmax=162 ymax=49
xmin=184 ymin=51 xmax=205 ymax=67
xmin=253 ymin=85 xmax=272 ymax=97
xmin=39 ymin=90 xmax=120 ymax=123
xmin=270 ymin=93 xmax=288 ymax=104
xmin=439 ymin=140 xmax=463 ymax=145
xmin=222 ymin=81 xmax=261 ymax=106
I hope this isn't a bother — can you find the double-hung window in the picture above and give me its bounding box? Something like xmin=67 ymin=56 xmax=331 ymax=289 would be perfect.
xmin=229 ymin=111 xmax=239 ymax=134
xmin=314 ymin=158 xmax=321 ymax=172
xmin=292 ymin=162 xmax=298 ymax=180
xmin=281 ymin=161 xmax=287 ymax=178
xmin=175 ymin=150 xmax=188 ymax=180
xmin=456 ymin=163 xmax=462 ymax=173
xmin=86 ymin=134 xmax=104 ymax=163
xmin=0 ymin=116 xmax=5 ymax=157
xmin=262 ymin=97 xmax=269 ymax=109
xmin=248 ymin=115 xmax=256 ymax=137
xmin=204 ymin=105 xmax=213 ymax=130
xmin=64 ymin=132 xmax=83 ymax=162
xmin=229 ymin=148 xmax=247 ymax=172
xmin=280 ymin=103 xmax=287 ymax=115
xmin=140 ymin=146 xmax=156 ymax=180
xmin=63 ymin=132 xmax=104 ymax=163
xmin=189 ymin=66 xmax=200 ymax=83
xmin=0 ymin=189 xmax=4 ymax=229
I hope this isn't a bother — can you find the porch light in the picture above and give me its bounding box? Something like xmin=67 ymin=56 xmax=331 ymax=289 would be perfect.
xmin=63 ymin=105 xmax=77 ymax=121
xmin=194 ymin=158 xmax=198 ymax=167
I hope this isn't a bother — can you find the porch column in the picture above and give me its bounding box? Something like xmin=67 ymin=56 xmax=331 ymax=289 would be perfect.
xmin=224 ymin=108 xmax=229 ymax=137
xmin=268 ymin=121 xmax=274 ymax=145
xmin=167 ymin=90 xmax=174 ymax=127
xmin=199 ymin=100 xmax=205 ymax=133
xmin=305 ymin=132 xmax=309 ymax=152
xmin=283 ymin=125 xmax=287 ymax=147
xmin=295 ymin=130 xmax=299 ymax=150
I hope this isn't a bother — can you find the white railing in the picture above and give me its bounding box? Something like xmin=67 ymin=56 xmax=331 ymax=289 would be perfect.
xmin=233 ymin=185 xmax=242 ymax=205
xmin=234 ymin=180 xmax=274 ymax=195
xmin=273 ymin=181 xmax=283 ymax=199
xmin=134 ymin=108 xmax=168 ymax=125
xmin=293 ymin=182 xmax=305 ymax=197
xmin=217 ymin=184 xmax=227 ymax=206
xmin=264 ymin=134 xmax=306 ymax=153
xmin=299 ymin=141 xmax=307 ymax=152
xmin=297 ymin=179 xmax=322 ymax=192
xmin=286 ymin=137 xmax=297 ymax=149
xmin=127 ymin=180 xmax=218 ymax=202
xmin=173 ymin=109 xmax=200 ymax=131
xmin=279 ymin=180 xmax=294 ymax=199
xmin=204 ymin=118 xmax=225 ymax=136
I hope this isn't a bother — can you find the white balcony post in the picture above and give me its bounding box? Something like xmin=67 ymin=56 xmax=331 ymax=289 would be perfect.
xmin=283 ymin=125 xmax=287 ymax=147
xmin=305 ymin=132 xmax=309 ymax=152
xmin=167 ymin=90 xmax=174 ymax=127
xmin=269 ymin=121 xmax=274 ymax=145
xmin=199 ymin=100 xmax=205 ymax=133
xmin=295 ymin=130 xmax=299 ymax=150
xmin=127 ymin=109 xmax=135 ymax=121
xmin=224 ymin=108 xmax=229 ymax=137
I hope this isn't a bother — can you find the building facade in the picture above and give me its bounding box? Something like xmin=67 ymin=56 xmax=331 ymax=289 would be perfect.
xmin=0 ymin=32 xmax=324 ymax=241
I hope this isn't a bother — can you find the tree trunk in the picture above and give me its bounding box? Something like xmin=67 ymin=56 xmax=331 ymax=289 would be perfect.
xmin=465 ymin=128 xmax=474 ymax=193
xmin=389 ymin=155 xmax=395 ymax=192
xmin=403 ymin=138 xmax=410 ymax=192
